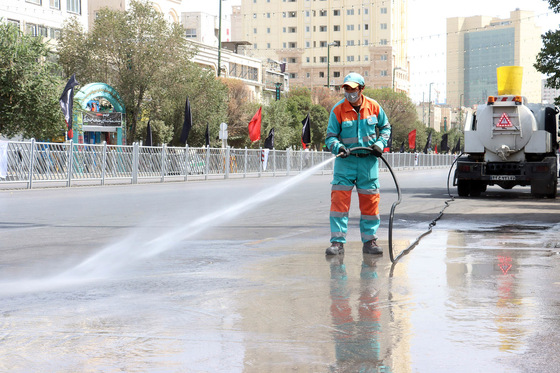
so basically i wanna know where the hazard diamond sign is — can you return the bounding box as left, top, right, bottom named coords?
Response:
left=496, top=112, right=513, bottom=127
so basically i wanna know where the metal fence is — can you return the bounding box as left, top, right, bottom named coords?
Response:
left=0, top=139, right=457, bottom=189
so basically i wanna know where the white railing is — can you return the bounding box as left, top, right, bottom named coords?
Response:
left=0, top=139, right=457, bottom=189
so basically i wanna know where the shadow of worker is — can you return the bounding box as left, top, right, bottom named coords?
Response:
left=326, top=254, right=391, bottom=372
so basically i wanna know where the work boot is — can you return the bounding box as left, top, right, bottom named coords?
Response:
left=362, top=239, right=383, bottom=255
left=325, top=242, right=344, bottom=256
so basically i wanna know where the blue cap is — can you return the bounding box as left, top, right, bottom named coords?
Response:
left=342, top=73, right=365, bottom=88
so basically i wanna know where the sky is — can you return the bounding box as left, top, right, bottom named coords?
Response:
left=190, top=0, right=560, bottom=103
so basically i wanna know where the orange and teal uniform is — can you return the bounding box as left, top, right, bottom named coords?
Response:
left=325, top=96, right=391, bottom=244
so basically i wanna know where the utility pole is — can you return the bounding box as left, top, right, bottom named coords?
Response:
left=217, top=0, right=222, bottom=77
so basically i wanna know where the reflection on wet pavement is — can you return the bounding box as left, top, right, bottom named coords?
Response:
left=2, top=223, right=560, bottom=372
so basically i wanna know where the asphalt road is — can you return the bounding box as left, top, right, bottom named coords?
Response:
left=1, top=168, right=559, bottom=372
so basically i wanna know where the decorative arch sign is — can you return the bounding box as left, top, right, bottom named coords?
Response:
left=74, top=83, right=126, bottom=145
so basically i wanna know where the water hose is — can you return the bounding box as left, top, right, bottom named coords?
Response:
left=340, top=147, right=462, bottom=264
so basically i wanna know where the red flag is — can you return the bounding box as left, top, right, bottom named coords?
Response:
left=408, top=129, right=416, bottom=150
left=434, top=144, right=438, bottom=154
left=248, top=107, right=262, bottom=142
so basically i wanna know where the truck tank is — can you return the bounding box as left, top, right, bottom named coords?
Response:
left=454, top=66, right=559, bottom=198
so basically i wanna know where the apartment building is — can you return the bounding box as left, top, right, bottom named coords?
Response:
left=447, top=9, right=542, bottom=108
left=0, top=0, right=88, bottom=40
left=236, top=0, right=409, bottom=92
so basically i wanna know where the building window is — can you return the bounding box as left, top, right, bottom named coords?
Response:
left=288, top=11, right=296, bottom=18
left=320, top=26, right=327, bottom=32
left=364, top=55, right=369, bottom=61
left=347, top=25, right=354, bottom=31
left=333, top=71, right=340, bottom=78
left=346, top=40, right=355, bottom=46
left=320, top=56, right=327, bottom=63
left=283, top=27, right=286, bottom=33
left=320, top=41, right=327, bottom=47
left=306, top=73, right=310, bottom=78
left=289, top=42, right=297, bottom=48
left=26, top=0, right=41, bottom=4
left=381, top=70, right=388, bottom=76
left=267, top=27, right=271, bottom=33
left=380, top=39, right=388, bottom=45
left=306, top=26, right=310, bottom=32
left=289, top=27, right=296, bottom=33
left=320, top=10, right=327, bottom=16
left=50, top=0, right=60, bottom=9
left=380, top=55, right=387, bottom=61
left=289, top=73, right=297, bottom=79
left=334, top=25, right=340, bottom=32
left=38, top=25, right=48, bottom=37
left=364, top=39, right=368, bottom=45
left=267, top=43, right=271, bottom=48
left=306, top=41, right=310, bottom=48
left=364, top=24, right=368, bottom=30
left=267, top=12, right=271, bottom=18
left=364, top=71, right=369, bottom=77
left=364, top=8, right=368, bottom=15
left=306, top=57, right=310, bottom=62
left=67, top=0, right=81, bottom=14
left=381, top=23, right=387, bottom=30
left=347, top=56, right=355, bottom=62
left=306, top=11, right=310, bottom=17
left=333, top=9, right=340, bottom=16
left=283, top=42, right=287, bottom=48
left=319, top=72, right=325, bottom=78
left=347, top=9, right=354, bottom=15
left=289, top=57, right=297, bottom=63
left=26, top=23, right=37, bottom=36
left=333, top=56, right=340, bottom=62
left=381, top=7, right=387, bottom=14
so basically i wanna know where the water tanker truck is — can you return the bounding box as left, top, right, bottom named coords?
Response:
left=454, top=66, right=559, bottom=198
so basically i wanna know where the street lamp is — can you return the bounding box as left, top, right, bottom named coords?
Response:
left=327, top=42, right=337, bottom=89
left=392, top=66, right=404, bottom=92
left=428, top=82, right=434, bottom=128
left=217, top=0, right=223, bottom=77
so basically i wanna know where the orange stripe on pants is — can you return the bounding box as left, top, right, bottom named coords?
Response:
left=331, top=190, right=352, bottom=213
left=358, top=192, right=379, bottom=216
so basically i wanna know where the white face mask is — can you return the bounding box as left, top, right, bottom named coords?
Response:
left=345, top=91, right=360, bottom=103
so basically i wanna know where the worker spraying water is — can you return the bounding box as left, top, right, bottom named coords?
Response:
left=324, top=73, right=392, bottom=256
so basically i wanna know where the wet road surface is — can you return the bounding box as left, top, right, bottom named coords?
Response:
left=1, top=168, right=560, bottom=372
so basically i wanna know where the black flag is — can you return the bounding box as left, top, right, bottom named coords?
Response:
left=423, top=131, right=432, bottom=154
left=205, top=123, right=210, bottom=147
left=301, top=113, right=311, bottom=149
left=59, top=74, right=79, bottom=140
left=145, top=120, right=152, bottom=146
left=441, top=134, right=449, bottom=153
left=399, top=141, right=405, bottom=153
left=180, top=97, right=192, bottom=144
left=264, top=128, right=275, bottom=149
left=452, top=138, right=461, bottom=154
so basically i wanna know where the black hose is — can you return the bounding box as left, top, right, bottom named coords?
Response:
left=344, top=147, right=463, bottom=265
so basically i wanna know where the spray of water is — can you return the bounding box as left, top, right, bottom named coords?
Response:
left=0, top=157, right=335, bottom=295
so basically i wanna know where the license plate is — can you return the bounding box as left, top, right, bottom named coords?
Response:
left=490, top=175, right=516, bottom=181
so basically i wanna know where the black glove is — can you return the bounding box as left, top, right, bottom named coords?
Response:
left=370, top=144, right=383, bottom=157
left=338, top=147, right=350, bottom=158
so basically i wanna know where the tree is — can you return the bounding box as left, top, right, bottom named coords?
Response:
left=534, top=1, right=560, bottom=104
left=0, top=22, right=64, bottom=140
left=58, top=0, right=226, bottom=145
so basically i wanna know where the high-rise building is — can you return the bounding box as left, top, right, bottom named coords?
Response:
left=447, top=9, right=542, bottom=108
left=235, top=0, right=409, bottom=92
